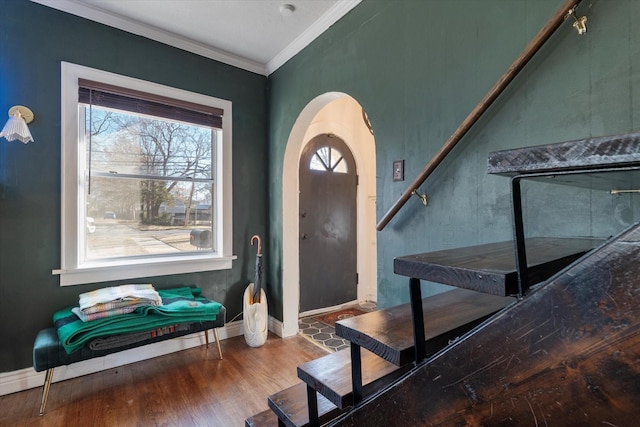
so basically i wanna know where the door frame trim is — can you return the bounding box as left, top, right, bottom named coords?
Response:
left=281, top=93, right=377, bottom=337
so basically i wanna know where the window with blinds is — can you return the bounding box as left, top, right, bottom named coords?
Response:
left=56, top=62, right=234, bottom=286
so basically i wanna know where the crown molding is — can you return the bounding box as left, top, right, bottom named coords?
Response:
left=266, top=0, right=361, bottom=74
left=31, top=0, right=266, bottom=75
left=31, top=0, right=361, bottom=76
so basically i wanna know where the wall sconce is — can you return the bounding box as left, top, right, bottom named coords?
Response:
left=0, top=105, right=35, bottom=144
left=566, top=6, right=587, bottom=35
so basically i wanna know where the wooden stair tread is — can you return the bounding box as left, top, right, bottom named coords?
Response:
left=487, top=132, right=640, bottom=177
left=393, top=237, right=602, bottom=296
left=245, top=409, right=278, bottom=427
left=335, top=288, right=514, bottom=366
left=266, top=382, right=346, bottom=427
left=297, top=347, right=410, bottom=409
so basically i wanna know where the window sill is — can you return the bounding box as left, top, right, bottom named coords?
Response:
left=53, top=254, right=237, bottom=286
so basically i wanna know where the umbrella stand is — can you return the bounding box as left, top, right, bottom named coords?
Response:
left=243, top=234, right=268, bottom=347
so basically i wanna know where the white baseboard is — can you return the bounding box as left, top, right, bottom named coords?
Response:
left=268, top=315, right=284, bottom=338
left=299, top=299, right=359, bottom=319
left=0, top=318, right=278, bottom=397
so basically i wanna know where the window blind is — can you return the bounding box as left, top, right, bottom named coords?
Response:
left=78, top=78, right=223, bottom=129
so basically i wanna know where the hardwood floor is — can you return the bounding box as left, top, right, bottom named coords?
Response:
left=0, top=333, right=329, bottom=427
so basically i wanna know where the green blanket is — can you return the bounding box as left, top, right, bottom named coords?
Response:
left=54, top=286, right=222, bottom=354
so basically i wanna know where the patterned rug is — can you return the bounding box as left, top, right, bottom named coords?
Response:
left=313, top=307, right=367, bottom=328
left=299, top=304, right=376, bottom=352
left=298, top=317, right=349, bottom=352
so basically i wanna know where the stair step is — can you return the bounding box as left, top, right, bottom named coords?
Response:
left=297, top=347, right=411, bottom=409
left=487, top=131, right=640, bottom=177
left=335, top=288, right=514, bottom=366
left=393, top=237, right=602, bottom=296
left=245, top=382, right=345, bottom=427
left=245, top=409, right=278, bottom=427
left=267, top=382, right=347, bottom=427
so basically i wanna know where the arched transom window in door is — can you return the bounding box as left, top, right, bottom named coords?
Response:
left=309, top=146, right=348, bottom=173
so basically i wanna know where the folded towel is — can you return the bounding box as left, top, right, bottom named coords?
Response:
left=79, top=284, right=161, bottom=313
left=80, top=298, right=156, bottom=316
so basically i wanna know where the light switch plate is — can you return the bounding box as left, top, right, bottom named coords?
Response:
left=393, top=160, right=404, bottom=181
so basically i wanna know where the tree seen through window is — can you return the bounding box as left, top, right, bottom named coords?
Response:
left=84, top=106, right=217, bottom=260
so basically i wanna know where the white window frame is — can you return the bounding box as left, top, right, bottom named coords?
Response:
left=54, top=62, right=235, bottom=286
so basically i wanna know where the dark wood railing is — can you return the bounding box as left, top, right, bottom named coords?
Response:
left=376, top=0, right=584, bottom=231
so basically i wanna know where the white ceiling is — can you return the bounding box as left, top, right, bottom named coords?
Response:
left=31, top=0, right=361, bottom=75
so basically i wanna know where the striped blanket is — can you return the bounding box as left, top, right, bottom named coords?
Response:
left=54, top=286, right=222, bottom=354
left=72, top=305, right=146, bottom=322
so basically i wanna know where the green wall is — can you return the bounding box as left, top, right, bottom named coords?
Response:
left=0, top=1, right=267, bottom=371
left=267, top=0, right=640, bottom=314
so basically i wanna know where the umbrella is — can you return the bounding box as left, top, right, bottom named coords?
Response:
left=251, top=235, right=263, bottom=304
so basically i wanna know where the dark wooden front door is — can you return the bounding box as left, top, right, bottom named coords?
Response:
left=299, top=134, right=358, bottom=312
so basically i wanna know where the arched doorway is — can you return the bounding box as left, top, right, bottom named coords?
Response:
left=281, top=94, right=376, bottom=337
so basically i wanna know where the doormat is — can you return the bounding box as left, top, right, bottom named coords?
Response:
left=313, top=308, right=367, bottom=328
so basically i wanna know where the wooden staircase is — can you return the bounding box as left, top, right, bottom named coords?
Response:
left=246, top=132, right=640, bottom=426
left=246, top=289, right=515, bottom=427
